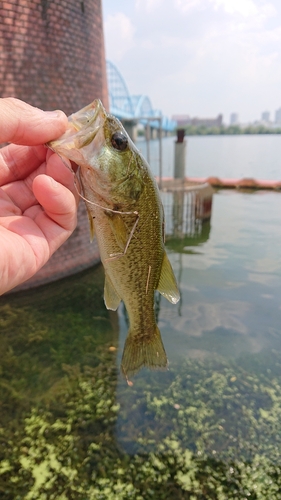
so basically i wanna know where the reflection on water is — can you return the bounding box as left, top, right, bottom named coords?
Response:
left=163, top=191, right=212, bottom=248
left=1, top=190, right=281, bottom=498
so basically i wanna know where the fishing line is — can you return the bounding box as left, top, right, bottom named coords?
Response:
left=73, top=171, right=140, bottom=261
left=106, top=214, right=139, bottom=262
left=145, top=265, right=152, bottom=294
left=48, top=147, right=139, bottom=218
left=76, top=183, right=138, bottom=217
left=48, top=146, right=140, bottom=259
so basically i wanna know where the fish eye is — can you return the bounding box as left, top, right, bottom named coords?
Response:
left=111, top=131, right=128, bottom=151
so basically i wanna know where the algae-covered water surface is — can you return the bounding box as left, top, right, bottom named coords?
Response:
left=1, top=190, right=281, bottom=499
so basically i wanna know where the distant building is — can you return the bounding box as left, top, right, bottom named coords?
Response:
left=261, top=111, right=270, bottom=122
left=171, top=114, right=191, bottom=126
left=275, top=108, right=281, bottom=124
left=230, top=113, right=239, bottom=125
left=191, top=114, right=223, bottom=127
left=172, top=114, right=223, bottom=128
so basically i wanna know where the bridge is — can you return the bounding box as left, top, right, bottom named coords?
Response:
left=106, top=60, right=176, bottom=133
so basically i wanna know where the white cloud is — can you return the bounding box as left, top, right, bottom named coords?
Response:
left=104, top=13, right=135, bottom=61
left=210, top=0, right=258, bottom=17
left=175, top=0, right=276, bottom=20
left=135, top=0, right=163, bottom=13
left=175, top=0, right=203, bottom=14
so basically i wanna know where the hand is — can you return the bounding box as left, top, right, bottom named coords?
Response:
left=0, top=98, right=79, bottom=295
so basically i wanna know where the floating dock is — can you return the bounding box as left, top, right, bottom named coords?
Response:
left=168, top=177, right=281, bottom=190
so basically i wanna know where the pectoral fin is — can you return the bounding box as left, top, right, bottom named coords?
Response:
left=104, top=273, right=121, bottom=310
left=106, top=212, right=129, bottom=251
left=86, top=207, right=95, bottom=241
left=157, top=252, right=180, bottom=304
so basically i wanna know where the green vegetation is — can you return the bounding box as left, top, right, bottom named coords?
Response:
left=1, top=266, right=281, bottom=498
left=182, top=124, right=281, bottom=136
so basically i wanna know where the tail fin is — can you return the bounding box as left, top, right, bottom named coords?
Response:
left=121, top=325, right=168, bottom=379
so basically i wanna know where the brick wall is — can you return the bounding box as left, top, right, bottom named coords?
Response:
left=0, top=0, right=108, bottom=290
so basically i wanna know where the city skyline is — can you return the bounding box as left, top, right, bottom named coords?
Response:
left=102, top=0, right=281, bottom=124
left=173, top=107, right=281, bottom=126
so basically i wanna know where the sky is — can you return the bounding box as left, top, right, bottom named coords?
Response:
left=102, top=0, right=281, bottom=124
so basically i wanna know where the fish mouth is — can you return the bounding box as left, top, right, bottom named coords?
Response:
left=48, top=99, right=107, bottom=163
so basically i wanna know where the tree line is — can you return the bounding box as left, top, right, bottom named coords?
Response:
left=181, top=124, right=281, bottom=135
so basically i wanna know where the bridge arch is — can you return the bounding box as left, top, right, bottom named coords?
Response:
left=106, top=60, right=134, bottom=118
left=133, top=94, right=153, bottom=117
left=106, top=60, right=176, bottom=131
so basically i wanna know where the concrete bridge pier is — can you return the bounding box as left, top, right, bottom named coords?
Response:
left=145, top=123, right=160, bottom=140
left=151, top=128, right=158, bottom=139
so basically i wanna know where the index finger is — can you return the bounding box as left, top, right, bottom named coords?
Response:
left=0, top=97, right=68, bottom=145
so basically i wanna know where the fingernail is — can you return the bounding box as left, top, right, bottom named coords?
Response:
left=50, top=177, right=60, bottom=188
left=44, top=110, right=66, bottom=120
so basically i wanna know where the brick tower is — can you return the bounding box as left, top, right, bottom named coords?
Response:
left=0, top=0, right=108, bottom=290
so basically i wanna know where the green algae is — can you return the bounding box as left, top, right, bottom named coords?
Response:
left=2, top=351, right=281, bottom=498
left=1, top=266, right=281, bottom=498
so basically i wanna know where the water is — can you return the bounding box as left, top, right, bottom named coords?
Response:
left=1, top=136, right=281, bottom=498
left=137, top=134, right=281, bottom=180
left=161, top=190, right=281, bottom=361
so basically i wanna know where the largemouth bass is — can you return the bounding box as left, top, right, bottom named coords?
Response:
left=49, top=99, right=180, bottom=379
